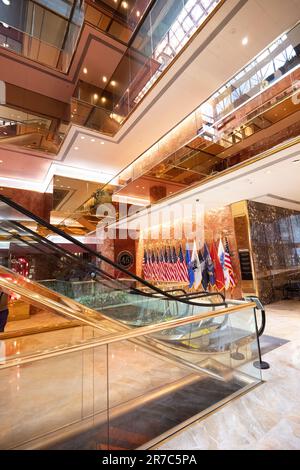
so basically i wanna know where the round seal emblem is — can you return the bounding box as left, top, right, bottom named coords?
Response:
left=117, top=250, right=134, bottom=269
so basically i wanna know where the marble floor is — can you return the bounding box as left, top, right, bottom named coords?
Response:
left=158, top=300, right=300, bottom=450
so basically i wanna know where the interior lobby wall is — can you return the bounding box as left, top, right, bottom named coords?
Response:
left=0, top=187, right=53, bottom=221
left=247, top=200, right=300, bottom=304
left=136, top=204, right=243, bottom=298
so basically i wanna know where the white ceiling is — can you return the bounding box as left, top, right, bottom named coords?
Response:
left=1, top=0, right=300, bottom=191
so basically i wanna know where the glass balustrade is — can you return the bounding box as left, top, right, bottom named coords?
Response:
left=0, top=301, right=262, bottom=450
left=0, top=0, right=84, bottom=72
left=71, top=0, right=222, bottom=133
left=0, top=105, right=65, bottom=154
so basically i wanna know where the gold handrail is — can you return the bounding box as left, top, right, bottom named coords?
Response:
left=0, top=301, right=256, bottom=369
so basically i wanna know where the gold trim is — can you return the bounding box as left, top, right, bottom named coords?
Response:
left=0, top=301, right=256, bottom=369
left=148, top=380, right=263, bottom=450
left=0, top=320, right=82, bottom=340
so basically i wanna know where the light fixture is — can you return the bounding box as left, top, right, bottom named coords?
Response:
left=136, top=10, right=140, bottom=17
left=122, top=1, right=128, bottom=9
left=102, top=76, right=107, bottom=83
left=83, top=67, right=88, bottom=74
left=101, top=141, right=105, bottom=145
left=81, top=136, right=85, bottom=140
left=110, top=80, right=116, bottom=87
left=74, top=147, right=79, bottom=150
left=293, top=159, right=300, bottom=164
left=101, top=97, right=107, bottom=103
left=93, top=93, right=98, bottom=100
left=0, top=160, right=3, bottom=163
left=91, top=138, right=95, bottom=142
left=2, top=0, right=11, bottom=5
left=242, top=36, right=248, bottom=46
left=1, top=22, right=9, bottom=28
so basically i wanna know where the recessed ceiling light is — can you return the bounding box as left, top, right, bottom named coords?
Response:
left=83, top=67, right=88, bottom=74
left=81, top=136, right=85, bottom=139
left=242, top=37, right=249, bottom=46
left=101, top=141, right=105, bottom=145
left=0, top=160, right=3, bottom=163
left=136, top=10, right=140, bottom=17
left=93, top=93, right=98, bottom=100
left=74, top=147, right=79, bottom=150
left=101, top=97, right=107, bottom=103
left=2, top=0, right=11, bottom=6
left=122, top=1, right=128, bottom=8
left=110, top=80, right=116, bottom=87
left=91, top=138, right=95, bottom=142
left=102, top=76, right=107, bottom=83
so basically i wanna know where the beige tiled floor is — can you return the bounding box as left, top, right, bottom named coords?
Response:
left=159, top=300, right=300, bottom=450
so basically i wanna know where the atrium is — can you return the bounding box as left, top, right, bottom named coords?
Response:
left=0, top=0, right=300, bottom=452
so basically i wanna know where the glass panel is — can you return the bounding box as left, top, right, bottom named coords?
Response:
left=107, top=306, right=262, bottom=449
left=0, top=344, right=108, bottom=450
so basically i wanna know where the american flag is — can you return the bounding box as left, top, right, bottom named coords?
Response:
left=224, top=238, right=236, bottom=288
left=151, top=249, right=159, bottom=281
left=164, top=247, right=172, bottom=282
left=176, top=245, right=189, bottom=282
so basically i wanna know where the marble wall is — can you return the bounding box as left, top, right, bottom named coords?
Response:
left=136, top=205, right=243, bottom=299
left=0, top=187, right=52, bottom=221
left=248, top=201, right=300, bottom=304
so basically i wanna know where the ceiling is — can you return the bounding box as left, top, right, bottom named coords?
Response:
left=1, top=0, right=300, bottom=192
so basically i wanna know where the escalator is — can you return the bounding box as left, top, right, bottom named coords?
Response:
left=0, top=195, right=266, bottom=450
left=0, top=193, right=266, bottom=345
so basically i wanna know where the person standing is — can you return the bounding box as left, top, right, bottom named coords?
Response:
left=0, top=291, right=9, bottom=332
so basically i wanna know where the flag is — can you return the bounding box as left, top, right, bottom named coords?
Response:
left=210, top=241, right=225, bottom=291
left=185, top=243, right=195, bottom=288
left=177, top=245, right=189, bottom=282
left=153, top=249, right=160, bottom=281
left=203, top=242, right=215, bottom=287
left=150, top=250, right=158, bottom=281
left=142, top=249, right=149, bottom=280
left=225, top=238, right=236, bottom=288
left=191, top=240, right=202, bottom=289
left=159, top=248, right=165, bottom=282
left=218, top=239, right=230, bottom=290
left=199, top=248, right=209, bottom=291
left=169, top=246, right=176, bottom=282
left=164, top=246, right=172, bottom=282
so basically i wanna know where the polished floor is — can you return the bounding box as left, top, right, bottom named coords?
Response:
left=158, top=300, right=300, bottom=450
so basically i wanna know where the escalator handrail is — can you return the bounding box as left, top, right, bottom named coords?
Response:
left=257, top=308, right=266, bottom=337
left=0, top=195, right=227, bottom=308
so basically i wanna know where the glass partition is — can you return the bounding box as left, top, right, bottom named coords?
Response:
left=0, top=0, right=84, bottom=72
left=0, top=302, right=262, bottom=450
left=72, top=0, right=222, bottom=133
